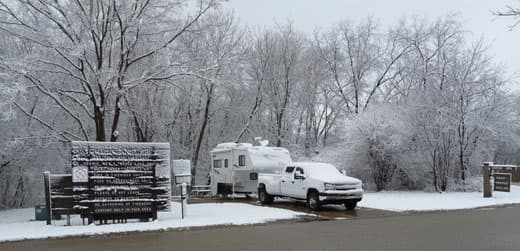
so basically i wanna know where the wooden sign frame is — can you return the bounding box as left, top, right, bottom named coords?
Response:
left=44, top=141, right=171, bottom=225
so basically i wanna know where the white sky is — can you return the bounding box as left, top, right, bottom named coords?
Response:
left=223, top=0, right=520, bottom=91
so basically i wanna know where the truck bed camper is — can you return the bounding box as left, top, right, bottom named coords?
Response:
left=209, top=142, right=292, bottom=196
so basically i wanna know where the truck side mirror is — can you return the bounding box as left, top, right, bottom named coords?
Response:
left=341, top=169, right=347, bottom=176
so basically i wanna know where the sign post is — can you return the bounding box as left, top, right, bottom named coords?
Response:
left=43, top=171, right=52, bottom=225
left=181, top=182, right=187, bottom=219
left=483, top=162, right=515, bottom=197
left=483, top=162, right=492, bottom=198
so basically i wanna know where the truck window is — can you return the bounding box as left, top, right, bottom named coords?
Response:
left=285, top=166, right=295, bottom=173
left=238, top=155, right=246, bottom=167
left=224, top=159, right=229, bottom=168
left=213, top=159, right=222, bottom=168
left=295, top=167, right=304, bottom=174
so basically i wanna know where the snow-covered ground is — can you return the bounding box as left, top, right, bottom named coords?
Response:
left=359, top=185, right=520, bottom=212
left=3, top=186, right=520, bottom=243
left=0, top=202, right=306, bottom=243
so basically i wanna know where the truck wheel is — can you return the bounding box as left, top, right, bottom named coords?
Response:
left=307, top=191, right=321, bottom=211
left=258, top=187, right=274, bottom=204
left=344, top=201, right=357, bottom=210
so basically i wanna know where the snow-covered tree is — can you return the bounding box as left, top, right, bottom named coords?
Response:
left=0, top=0, right=220, bottom=142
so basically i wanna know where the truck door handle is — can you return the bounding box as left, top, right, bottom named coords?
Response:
left=291, top=181, right=295, bottom=184
left=282, top=180, right=285, bottom=183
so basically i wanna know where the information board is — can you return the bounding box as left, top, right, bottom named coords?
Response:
left=70, top=141, right=171, bottom=224
left=172, top=159, right=191, bottom=185
left=494, top=173, right=511, bottom=192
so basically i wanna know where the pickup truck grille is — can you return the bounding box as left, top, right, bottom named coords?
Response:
left=335, top=187, right=355, bottom=191
left=333, top=184, right=357, bottom=190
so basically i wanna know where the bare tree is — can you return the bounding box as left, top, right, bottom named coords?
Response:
left=176, top=11, right=245, bottom=183
left=492, top=5, right=520, bottom=29
left=264, top=23, right=304, bottom=147
left=0, top=0, right=219, bottom=142
left=315, top=18, right=411, bottom=116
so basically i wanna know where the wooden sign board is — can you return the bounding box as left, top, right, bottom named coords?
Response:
left=49, top=174, right=74, bottom=214
left=70, top=141, right=171, bottom=224
left=492, top=166, right=520, bottom=182
left=494, top=173, right=511, bottom=192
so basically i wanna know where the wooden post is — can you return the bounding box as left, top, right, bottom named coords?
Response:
left=152, top=147, right=158, bottom=221
left=43, top=171, right=52, bottom=225
left=87, top=145, right=93, bottom=225
left=483, top=162, right=492, bottom=198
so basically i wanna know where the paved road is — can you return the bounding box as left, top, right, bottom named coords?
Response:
left=1, top=205, right=519, bottom=251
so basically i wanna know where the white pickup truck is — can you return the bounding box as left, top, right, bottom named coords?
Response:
left=257, top=162, right=363, bottom=211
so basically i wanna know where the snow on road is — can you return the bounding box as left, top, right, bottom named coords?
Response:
left=0, top=202, right=306, bottom=243
left=359, top=185, right=520, bottom=212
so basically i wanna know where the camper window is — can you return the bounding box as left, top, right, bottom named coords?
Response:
left=238, top=155, right=246, bottom=167
left=224, top=159, right=229, bottom=168
left=285, top=166, right=295, bottom=173
left=213, top=159, right=222, bottom=168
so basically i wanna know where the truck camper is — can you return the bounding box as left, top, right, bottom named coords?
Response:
left=210, top=142, right=292, bottom=195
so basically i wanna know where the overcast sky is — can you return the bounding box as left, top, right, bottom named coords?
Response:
left=223, top=0, right=520, bottom=90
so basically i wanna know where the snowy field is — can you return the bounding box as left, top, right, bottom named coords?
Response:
left=0, top=202, right=306, bottom=243
left=359, top=185, right=520, bottom=212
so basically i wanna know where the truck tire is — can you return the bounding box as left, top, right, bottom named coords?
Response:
left=344, top=201, right=357, bottom=210
left=307, top=190, right=321, bottom=211
left=258, top=187, right=274, bottom=204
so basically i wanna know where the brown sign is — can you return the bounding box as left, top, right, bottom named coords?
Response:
left=71, top=141, right=171, bottom=224
left=494, top=173, right=511, bottom=192
left=49, top=174, right=74, bottom=213
left=44, top=141, right=171, bottom=225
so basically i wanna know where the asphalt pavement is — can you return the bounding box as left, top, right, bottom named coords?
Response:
left=1, top=205, right=519, bottom=251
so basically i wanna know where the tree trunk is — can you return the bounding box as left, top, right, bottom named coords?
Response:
left=94, top=105, right=106, bottom=141
left=458, top=95, right=466, bottom=181
left=304, top=112, right=312, bottom=157
left=276, top=111, right=284, bottom=147
left=192, top=83, right=214, bottom=184
left=110, top=96, right=122, bottom=142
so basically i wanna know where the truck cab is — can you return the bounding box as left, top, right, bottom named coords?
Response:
left=258, top=162, right=363, bottom=211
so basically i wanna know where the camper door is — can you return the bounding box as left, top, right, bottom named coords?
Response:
left=212, top=153, right=231, bottom=184
left=233, top=149, right=249, bottom=170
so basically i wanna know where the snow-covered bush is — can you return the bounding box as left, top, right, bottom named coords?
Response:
left=343, top=105, right=422, bottom=191
left=448, top=177, right=483, bottom=192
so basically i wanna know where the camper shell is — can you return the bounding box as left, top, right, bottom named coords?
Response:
left=210, top=142, right=292, bottom=195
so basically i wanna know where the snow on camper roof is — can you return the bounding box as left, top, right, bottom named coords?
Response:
left=248, top=146, right=292, bottom=172
left=213, top=142, right=253, bottom=150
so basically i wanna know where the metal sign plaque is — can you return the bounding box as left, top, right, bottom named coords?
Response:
left=172, top=159, right=191, bottom=185
left=72, top=166, right=89, bottom=183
